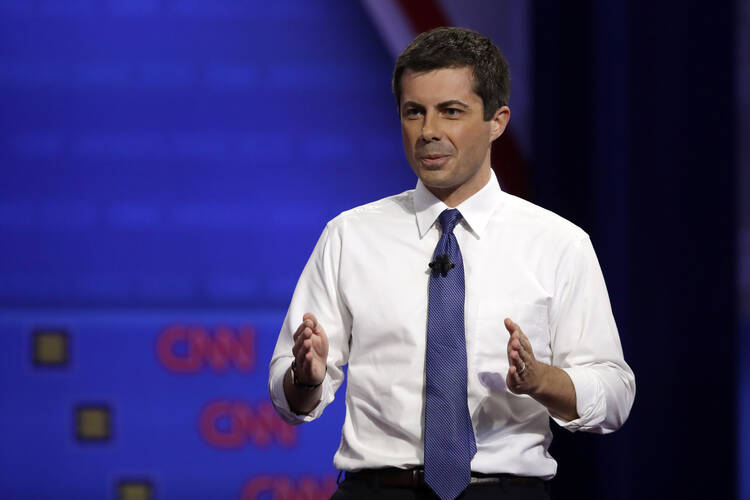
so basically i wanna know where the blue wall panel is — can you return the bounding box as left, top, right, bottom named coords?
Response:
left=0, top=1, right=411, bottom=498
left=0, top=0, right=413, bottom=310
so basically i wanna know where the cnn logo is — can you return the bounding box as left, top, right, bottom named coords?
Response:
left=242, top=475, right=337, bottom=500
left=199, top=399, right=297, bottom=449
left=156, top=324, right=256, bottom=373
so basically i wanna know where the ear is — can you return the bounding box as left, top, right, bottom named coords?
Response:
left=489, top=106, right=510, bottom=142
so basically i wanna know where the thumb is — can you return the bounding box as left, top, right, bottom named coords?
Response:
left=504, top=317, right=516, bottom=334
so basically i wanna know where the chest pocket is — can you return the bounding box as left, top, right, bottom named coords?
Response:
left=474, top=300, right=551, bottom=393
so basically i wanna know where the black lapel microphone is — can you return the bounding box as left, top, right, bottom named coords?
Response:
left=429, top=253, right=455, bottom=277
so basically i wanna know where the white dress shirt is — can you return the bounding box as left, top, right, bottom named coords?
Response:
left=268, top=169, right=635, bottom=479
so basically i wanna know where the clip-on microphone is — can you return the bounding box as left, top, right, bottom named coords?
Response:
left=429, top=253, right=455, bottom=277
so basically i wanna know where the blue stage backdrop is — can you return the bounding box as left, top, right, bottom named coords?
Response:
left=0, top=1, right=415, bottom=498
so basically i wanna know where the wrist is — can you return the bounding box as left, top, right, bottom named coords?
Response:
left=530, top=361, right=551, bottom=398
left=291, top=359, right=325, bottom=390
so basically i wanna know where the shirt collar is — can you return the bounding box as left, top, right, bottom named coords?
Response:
left=413, top=168, right=503, bottom=239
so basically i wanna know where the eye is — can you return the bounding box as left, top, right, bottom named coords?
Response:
left=444, top=107, right=463, bottom=117
left=404, top=108, right=422, bottom=119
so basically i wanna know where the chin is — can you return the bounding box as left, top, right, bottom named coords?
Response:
left=419, top=171, right=446, bottom=183
left=419, top=173, right=458, bottom=191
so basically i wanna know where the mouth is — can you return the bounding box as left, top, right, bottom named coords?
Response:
left=417, top=154, right=450, bottom=168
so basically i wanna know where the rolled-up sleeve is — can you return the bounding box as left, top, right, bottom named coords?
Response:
left=268, top=221, right=351, bottom=425
left=549, top=236, right=635, bottom=433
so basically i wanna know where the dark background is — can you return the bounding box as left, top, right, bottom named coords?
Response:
left=533, top=1, right=738, bottom=499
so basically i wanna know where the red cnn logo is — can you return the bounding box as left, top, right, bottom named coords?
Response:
left=242, top=475, right=337, bottom=500
left=198, top=399, right=297, bottom=449
left=156, top=324, right=256, bottom=373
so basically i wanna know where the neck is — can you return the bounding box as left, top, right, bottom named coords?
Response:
left=426, top=166, right=491, bottom=208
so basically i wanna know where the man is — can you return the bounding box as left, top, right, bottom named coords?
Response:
left=269, top=27, right=635, bottom=500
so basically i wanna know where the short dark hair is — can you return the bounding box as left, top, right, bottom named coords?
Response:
left=392, top=27, right=510, bottom=121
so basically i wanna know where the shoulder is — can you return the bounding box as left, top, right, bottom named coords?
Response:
left=495, top=192, right=589, bottom=246
left=325, top=189, right=414, bottom=233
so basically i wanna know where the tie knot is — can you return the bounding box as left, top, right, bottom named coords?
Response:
left=438, top=209, right=462, bottom=235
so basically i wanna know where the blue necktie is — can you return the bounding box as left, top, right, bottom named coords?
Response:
left=424, top=208, right=476, bottom=500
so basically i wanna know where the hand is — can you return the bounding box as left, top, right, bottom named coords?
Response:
left=505, top=317, right=546, bottom=395
left=291, top=312, right=329, bottom=385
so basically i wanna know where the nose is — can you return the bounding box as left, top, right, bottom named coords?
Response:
left=420, top=111, right=441, bottom=142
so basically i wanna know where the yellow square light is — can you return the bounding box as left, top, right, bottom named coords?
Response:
left=117, top=480, right=153, bottom=500
left=32, top=330, right=69, bottom=366
left=75, top=405, right=111, bottom=441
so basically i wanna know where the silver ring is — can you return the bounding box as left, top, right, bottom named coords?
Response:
left=518, top=361, right=526, bottom=375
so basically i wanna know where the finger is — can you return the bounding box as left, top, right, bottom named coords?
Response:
left=310, top=320, right=329, bottom=355
left=518, top=345, right=532, bottom=364
left=294, top=343, right=308, bottom=368
left=301, top=314, right=327, bottom=341
left=509, top=334, right=525, bottom=356
left=505, top=318, right=529, bottom=349
left=304, top=335, right=327, bottom=366
left=292, top=322, right=304, bottom=342
left=509, top=349, right=525, bottom=373
left=518, top=337, right=534, bottom=361
left=292, top=335, right=304, bottom=360
left=515, top=326, right=531, bottom=348
left=511, top=334, right=523, bottom=350
left=507, top=334, right=521, bottom=368
left=508, top=326, right=521, bottom=346
left=293, top=329, right=315, bottom=360
left=312, top=320, right=327, bottom=340
left=509, top=347, right=520, bottom=363
left=508, top=363, right=522, bottom=386
left=310, top=333, right=327, bottom=356
left=512, top=354, right=525, bottom=374
left=293, top=317, right=315, bottom=341
left=302, top=312, right=318, bottom=329
left=293, top=325, right=312, bottom=349
left=510, top=326, right=534, bottom=358
left=302, top=348, right=325, bottom=382
left=506, top=372, right=517, bottom=393
left=506, top=318, right=527, bottom=340
left=298, top=344, right=319, bottom=374
left=305, top=349, right=315, bottom=364
left=509, top=333, right=523, bottom=357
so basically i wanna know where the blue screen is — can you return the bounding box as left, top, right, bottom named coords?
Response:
left=0, top=1, right=415, bottom=498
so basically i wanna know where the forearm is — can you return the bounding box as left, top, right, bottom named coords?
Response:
left=282, top=366, right=323, bottom=415
left=532, top=363, right=578, bottom=422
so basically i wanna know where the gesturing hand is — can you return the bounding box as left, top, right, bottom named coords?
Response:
left=505, top=317, right=546, bottom=395
left=291, top=312, right=329, bottom=385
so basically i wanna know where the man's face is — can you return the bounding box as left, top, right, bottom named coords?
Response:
left=399, top=66, right=508, bottom=203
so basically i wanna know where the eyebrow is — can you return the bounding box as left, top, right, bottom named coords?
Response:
left=437, top=100, right=470, bottom=109
left=402, top=99, right=471, bottom=110
left=402, top=100, right=425, bottom=110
